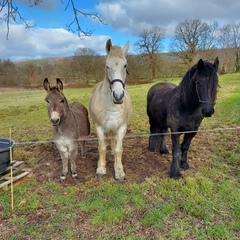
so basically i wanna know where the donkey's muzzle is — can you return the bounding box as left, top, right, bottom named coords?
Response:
left=51, top=117, right=60, bottom=125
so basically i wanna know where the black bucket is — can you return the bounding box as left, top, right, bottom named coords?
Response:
left=0, top=138, right=16, bottom=174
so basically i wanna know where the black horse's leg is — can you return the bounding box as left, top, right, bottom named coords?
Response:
left=180, top=132, right=197, bottom=170
left=159, top=127, right=169, bottom=155
left=148, top=119, right=162, bottom=152
left=170, top=133, right=181, bottom=179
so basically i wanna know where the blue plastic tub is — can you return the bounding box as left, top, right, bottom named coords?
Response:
left=0, top=138, right=15, bottom=174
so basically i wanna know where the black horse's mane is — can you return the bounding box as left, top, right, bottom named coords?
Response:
left=179, top=60, right=218, bottom=104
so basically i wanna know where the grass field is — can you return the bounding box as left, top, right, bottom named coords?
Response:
left=0, top=74, right=239, bottom=239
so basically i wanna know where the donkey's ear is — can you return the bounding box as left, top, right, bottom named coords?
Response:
left=56, top=78, right=63, bottom=92
left=122, top=41, right=129, bottom=56
left=43, top=78, right=51, bottom=92
left=197, top=59, right=204, bottom=72
left=213, top=57, right=219, bottom=72
left=106, top=39, right=112, bottom=54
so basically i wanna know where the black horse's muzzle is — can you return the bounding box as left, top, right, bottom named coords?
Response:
left=200, top=101, right=215, bottom=117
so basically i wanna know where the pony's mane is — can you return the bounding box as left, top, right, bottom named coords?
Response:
left=179, top=60, right=218, bottom=103
left=108, top=46, right=125, bottom=58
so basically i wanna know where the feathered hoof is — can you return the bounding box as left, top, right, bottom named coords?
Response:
left=170, top=172, right=182, bottom=180
left=180, top=162, right=189, bottom=170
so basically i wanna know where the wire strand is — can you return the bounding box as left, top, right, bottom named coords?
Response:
left=0, top=126, right=239, bottom=146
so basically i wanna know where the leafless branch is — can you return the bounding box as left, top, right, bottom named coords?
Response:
left=0, top=0, right=35, bottom=39
left=0, top=0, right=106, bottom=39
left=65, top=0, right=106, bottom=37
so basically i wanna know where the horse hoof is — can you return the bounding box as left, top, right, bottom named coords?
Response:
left=180, top=162, right=189, bottom=170
left=97, top=173, right=106, bottom=179
left=60, top=175, right=66, bottom=182
left=170, top=173, right=182, bottom=180
left=115, top=177, right=124, bottom=182
left=160, top=150, right=169, bottom=155
left=72, top=173, right=78, bottom=179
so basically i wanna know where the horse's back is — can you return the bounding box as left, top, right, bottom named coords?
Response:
left=69, top=102, right=90, bottom=136
left=147, top=82, right=176, bottom=108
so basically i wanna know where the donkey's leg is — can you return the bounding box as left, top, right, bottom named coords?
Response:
left=180, top=132, right=197, bottom=170
left=114, top=125, right=127, bottom=181
left=79, top=140, right=86, bottom=158
left=170, top=133, right=182, bottom=179
left=95, top=126, right=107, bottom=178
left=69, top=142, right=78, bottom=179
left=58, top=150, right=69, bottom=181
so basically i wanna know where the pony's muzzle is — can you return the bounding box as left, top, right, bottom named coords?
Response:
left=113, top=90, right=124, bottom=104
left=202, top=105, right=214, bottom=117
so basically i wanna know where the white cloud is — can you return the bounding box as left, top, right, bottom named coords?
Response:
left=1, top=0, right=240, bottom=60
left=0, top=23, right=110, bottom=61
left=97, top=0, right=240, bottom=36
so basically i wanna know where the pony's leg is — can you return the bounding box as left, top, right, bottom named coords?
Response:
left=180, top=132, right=197, bottom=170
left=159, top=127, right=169, bottom=155
left=170, top=133, right=182, bottom=179
left=69, top=142, right=78, bottom=179
left=148, top=119, right=169, bottom=154
left=114, top=125, right=127, bottom=181
left=148, top=119, right=162, bottom=152
left=96, top=126, right=107, bottom=178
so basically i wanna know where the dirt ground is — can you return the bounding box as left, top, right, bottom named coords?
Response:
left=24, top=133, right=205, bottom=186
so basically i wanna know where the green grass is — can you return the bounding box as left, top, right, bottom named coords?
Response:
left=0, top=74, right=239, bottom=239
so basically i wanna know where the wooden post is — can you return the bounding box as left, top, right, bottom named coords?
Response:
left=9, top=128, right=14, bottom=210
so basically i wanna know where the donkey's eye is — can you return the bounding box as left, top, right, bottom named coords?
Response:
left=45, top=99, right=49, bottom=103
left=60, top=99, right=64, bottom=103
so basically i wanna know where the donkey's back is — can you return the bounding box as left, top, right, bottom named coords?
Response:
left=69, top=102, right=90, bottom=137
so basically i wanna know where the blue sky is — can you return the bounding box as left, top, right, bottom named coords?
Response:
left=0, top=0, right=240, bottom=60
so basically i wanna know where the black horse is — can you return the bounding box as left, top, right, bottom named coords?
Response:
left=147, top=58, right=219, bottom=179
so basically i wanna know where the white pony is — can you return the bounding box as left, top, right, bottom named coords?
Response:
left=89, top=39, right=132, bottom=181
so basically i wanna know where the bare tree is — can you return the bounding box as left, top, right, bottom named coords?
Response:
left=0, top=0, right=105, bottom=39
left=73, top=47, right=99, bottom=84
left=219, top=22, right=240, bottom=72
left=135, top=26, right=166, bottom=81
left=172, top=19, right=218, bottom=66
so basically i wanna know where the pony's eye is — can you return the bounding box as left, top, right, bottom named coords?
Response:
left=124, top=65, right=127, bottom=68
left=106, top=66, right=109, bottom=69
